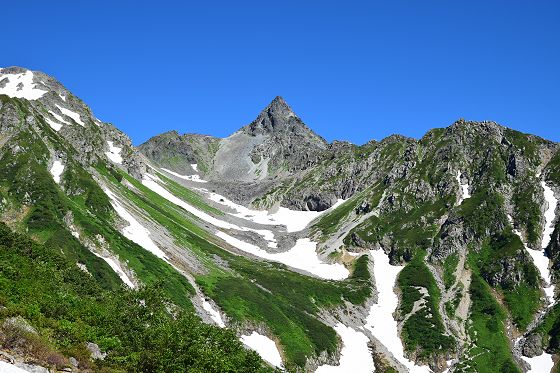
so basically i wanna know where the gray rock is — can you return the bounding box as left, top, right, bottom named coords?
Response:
left=86, top=342, right=106, bottom=360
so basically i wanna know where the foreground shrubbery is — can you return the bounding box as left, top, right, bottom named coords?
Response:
left=0, top=223, right=271, bottom=372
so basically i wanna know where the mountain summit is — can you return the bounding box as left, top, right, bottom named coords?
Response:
left=140, top=96, right=327, bottom=184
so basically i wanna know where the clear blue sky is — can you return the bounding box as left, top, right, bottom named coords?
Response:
left=3, top=1, right=559, bottom=145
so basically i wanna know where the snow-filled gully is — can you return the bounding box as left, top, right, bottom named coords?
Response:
left=104, top=189, right=167, bottom=260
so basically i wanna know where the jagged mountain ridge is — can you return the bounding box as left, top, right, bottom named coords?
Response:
left=1, top=66, right=560, bottom=373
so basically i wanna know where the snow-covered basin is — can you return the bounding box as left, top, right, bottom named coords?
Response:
left=206, top=190, right=346, bottom=233
left=0, top=70, right=47, bottom=100
left=316, top=323, right=375, bottom=372
left=365, top=249, right=431, bottom=372
left=50, top=160, right=64, bottom=184
left=104, top=188, right=167, bottom=260
left=105, top=141, right=123, bottom=164
left=0, top=361, right=30, bottom=373
left=201, top=299, right=225, bottom=327
left=240, top=331, right=283, bottom=368
left=522, top=352, right=554, bottom=373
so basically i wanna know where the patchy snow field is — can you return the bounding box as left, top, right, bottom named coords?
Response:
left=316, top=323, right=374, bottom=373
left=216, top=232, right=349, bottom=280
left=240, top=332, right=283, bottom=368
left=522, top=352, right=554, bottom=373
left=201, top=300, right=225, bottom=328
left=55, top=104, right=85, bottom=126
left=105, top=141, right=123, bottom=164
left=50, top=160, right=64, bottom=184
left=162, top=168, right=207, bottom=183
left=365, top=249, right=431, bottom=372
left=105, top=189, right=167, bottom=260
left=0, top=70, right=47, bottom=100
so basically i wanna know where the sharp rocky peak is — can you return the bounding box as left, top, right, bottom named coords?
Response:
left=241, top=96, right=313, bottom=137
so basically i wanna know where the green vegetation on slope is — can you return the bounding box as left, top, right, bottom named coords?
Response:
left=106, top=170, right=372, bottom=369
left=0, top=222, right=270, bottom=372
left=397, top=253, right=454, bottom=359
left=454, top=274, right=520, bottom=373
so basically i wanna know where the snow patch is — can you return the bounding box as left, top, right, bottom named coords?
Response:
left=509, top=212, right=555, bottom=306
left=50, top=160, right=64, bottom=184
left=216, top=232, right=349, bottom=280
left=0, top=70, right=47, bottom=100
left=105, top=141, right=123, bottom=164
left=191, top=163, right=199, bottom=172
left=55, top=104, right=85, bottom=126
left=0, top=361, right=30, bottom=373
left=542, top=181, right=558, bottom=249
left=240, top=332, right=283, bottom=368
left=104, top=189, right=167, bottom=260
left=49, top=110, right=69, bottom=124
left=161, top=167, right=207, bottom=183
left=202, top=300, right=225, bottom=327
left=521, top=352, right=554, bottom=373
left=365, top=249, right=431, bottom=372
left=316, top=323, right=375, bottom=373
left=456, top=171, right=471, bottom=204
left=92, top=252, right=135, bottom=288
left=45, top=117, right=63, bottom=131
